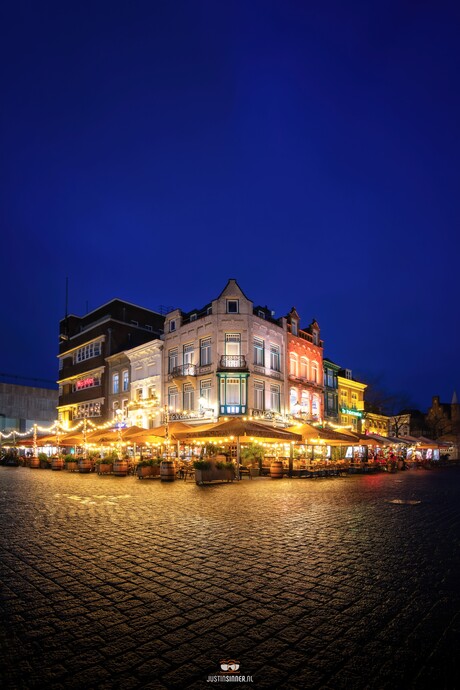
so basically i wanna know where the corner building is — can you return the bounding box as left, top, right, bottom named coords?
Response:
left=57, top=300, right=164, bottom=427
left=162, top=279, right=287, bottom=422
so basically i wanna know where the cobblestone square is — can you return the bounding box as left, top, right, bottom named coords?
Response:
left=1, top=467, right=460, bottom=689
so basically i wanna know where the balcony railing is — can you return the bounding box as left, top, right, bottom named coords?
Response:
left=169, top=364, right=196, bottom=378
left=219, top=355, right=248, bottom=370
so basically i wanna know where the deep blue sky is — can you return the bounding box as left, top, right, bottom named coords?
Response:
left=1, top=1, right=459, bottom=410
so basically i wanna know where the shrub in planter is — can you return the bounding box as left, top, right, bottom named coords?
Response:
left=38, top=452, right=51, bottom=469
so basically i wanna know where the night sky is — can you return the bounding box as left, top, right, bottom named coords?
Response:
left=1, top=1, right=459, bottom=411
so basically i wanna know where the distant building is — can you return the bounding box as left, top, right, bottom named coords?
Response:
left=0, top=382, right=58, bottom=433
left=337, top=369, right=367, bottom=433
left=57, top=299, right=164, bottom=427
left=364, top=411, right=390, bottom=436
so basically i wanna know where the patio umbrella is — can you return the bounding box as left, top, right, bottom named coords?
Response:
left=175, top=418, right=302, bottom=443
left=286, top=423, right=360, bottom=445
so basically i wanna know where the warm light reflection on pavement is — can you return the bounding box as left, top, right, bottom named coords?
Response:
left=1, top=467, right=460, bottom=689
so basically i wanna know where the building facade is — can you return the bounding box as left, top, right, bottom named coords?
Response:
left=57, top=300, right=164, bottom=427
left=337, top=369, right=367, bottom=433
left=363, top=411, right=390, bottom=436
left=125, top=340, right=163, bottom=428
left=0, top=382, right=58, bottom=433
left=285, top=308, right=324, bottom=423
left=323, top=358, right=340, bottom=425
left=162, top=279, right=288, bottom=423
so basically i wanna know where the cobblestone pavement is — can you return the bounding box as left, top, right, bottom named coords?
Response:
left=2, top=467, right=460, bottom=690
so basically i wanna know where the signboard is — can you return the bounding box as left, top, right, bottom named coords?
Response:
left=340, top=407, right=363, bottom=418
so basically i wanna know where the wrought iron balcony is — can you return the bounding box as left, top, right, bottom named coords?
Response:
left=169, top=364, right=196, bottom=378
left=219, top=355, right=248, bottom=370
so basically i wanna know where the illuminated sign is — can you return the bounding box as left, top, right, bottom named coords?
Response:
left=76, top=377, right=96, bottom=389
left=340, top=407, right=363, bottom=418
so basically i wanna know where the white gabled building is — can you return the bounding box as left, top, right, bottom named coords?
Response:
left=124, top=340, right=163, bottom=428
left=162, top=279, right=287, bottom=424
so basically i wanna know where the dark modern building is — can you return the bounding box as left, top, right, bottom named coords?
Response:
left=323, top=358, right=340, bottom=424
left=57, top=300, right=164, bottom=427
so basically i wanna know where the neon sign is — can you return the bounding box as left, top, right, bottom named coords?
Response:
left=340, top=407, right=363, bottom=418
left=76, top=377, right=95, bottom=389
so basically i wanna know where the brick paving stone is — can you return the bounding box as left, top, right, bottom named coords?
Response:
left=2, top=466, right=460, bottom=689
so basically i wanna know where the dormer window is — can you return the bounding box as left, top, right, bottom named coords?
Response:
left=227, top=300, right=239, bottom=314
left=258, top=310, right=265, bottom=319
left=190, top=313, right=197, bottom=322
left=169, top=319, right=176, bottom=333
left=291, top=320, right=298, bottom=336
left=313, top=330, right=319, bottom=345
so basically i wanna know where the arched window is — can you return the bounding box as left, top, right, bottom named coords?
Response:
left=290, top=387, right=298, bottom=413
left=300, top=357, right=308, bottom=379
left=290, top=353, right=298, bottom=376
left=311, top=362, right=319, bottom=383
left=300, top=391, right=310, bottom=415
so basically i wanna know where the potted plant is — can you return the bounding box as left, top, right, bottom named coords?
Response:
left=136, top=458, right=161, bottom=479
left=95, top=455, right=113, bottom=475
left=51, top=454, right=65, bottom=471
left=215, top=460, right=236, bottom=482
left=64, top=454, right=78, bottom=471
left=38, top=452, right=51, bottom=469
left=240, top=442, right=264, bottom=476
left=193, top=459, right=212, bottom=485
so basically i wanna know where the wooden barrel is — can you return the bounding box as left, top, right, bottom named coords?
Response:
left=30, top=456, right=40, bottom=469
left=270, top=460, right=284, bottom=479
left=113, top=459, right=129, bottom=476
left=65, top=460, right=78, bottom=472
left=160, top=460, right=176, bottom=482
left=78, top=458, right=93, bottom=473
left=51, top=457, right=64, bottom=471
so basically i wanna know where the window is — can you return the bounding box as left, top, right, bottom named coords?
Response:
left=258, top=310, right=265, bottom=319
left=270, top=345, right=281, bottom=372
left=122, top=370, right=129, bottom=392
left=311, top=362, right=319, bottom=383
left=168, top=386, right=179, bottom=412
left=301, top=391, right=310, bottom=414
left=300, top=357, right=308, bottom=379
left=206, top=306, right=212, bottom=315
left=136, top=388, right=143, bottom=401
left=289, top=353, right=298, bottom=376
left=75, top=402, right=101, bottom=419
left=131, top=320, right=138, bottom=326
left=227, top=300, right=239, bottom=314
left=326, top=369, right=335, bottom=387
left=75, top=341, right=101, bottom=363
left=312, top=395, right=320, bottom=418
left=254, top=337, right=264, bottom=366
left=148, top=386, right=156, bottom=399
left=183, top=383, right=194, bottom=411
left=290, top=387, right=298, bottom=413
left=225, top=333, right=241, bottom=355
left=200, top=338, right=211, bottom=366
left=270, top=385, right=281, bottom=412
left=291, top=320, right=298, bottom=336
left=112, top=373, right=119, bottom=394
left=313, top=330, right=319, bottom=345
left=145, top=324, right=153, bottom=331
left=226, top=378, right=241, bottom=404
left=200, top=379, right=212, bottom=407
left=168, top=348, right=178, bottom=374
left=190, top=313, right=197, bottom=322
left=183, top=344, right=194, bottom=365
left=169, top=320, right=176, bottom=333
left=254, top=380, right=265, bottom=410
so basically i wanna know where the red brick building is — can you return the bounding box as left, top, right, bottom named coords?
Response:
left=285, top=308, right=324, bottom=423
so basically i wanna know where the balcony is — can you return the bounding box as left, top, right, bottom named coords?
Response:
left=169, top=364, right=196, bottom=379
left=219, top=355, right=248, bottom=371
